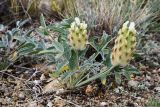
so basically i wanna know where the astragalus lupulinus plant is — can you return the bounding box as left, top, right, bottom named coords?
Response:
left=75, top=21, right=137, bottom=87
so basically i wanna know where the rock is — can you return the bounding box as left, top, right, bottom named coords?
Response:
left=40, top=74, right=46, bottom=80
left=152, top=70, right=157, bottom=73
left=43, top=79, right=64, bottom=94
left=144, top=81, right=151, bottom=87
left=54, top=97, right=66, bottom=107
left=146, top=75, right=151, bottom=80
left=158, top=68, right=160, bottom=72
left=0, top=98, right=7, bottom=105
left=0, top=98, right=4, bottom=104
left=29, top=101, right=38, bottom=107
left=47, top=101, right=53, bottom=107
left=100, top=102, right=107, bottom=106
left=128, top=80, right=139, bottom=88
left=154, top=87, right=160, bottom=92
left=18, top=92, right=25, bottom=100
left=33, top=80, right=41, bottom=85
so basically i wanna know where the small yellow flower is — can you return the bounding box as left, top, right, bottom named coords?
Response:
left=60, top=65, right=69, bottom=73
left=60, top=65, right=80, bottom=73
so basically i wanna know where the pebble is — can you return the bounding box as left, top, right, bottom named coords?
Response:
left=154, top=87, right=160, bottom=92
left=40, top=74, right=46, bottom=80
left=100, top=102, right=107, bottom=106
left=29, top=101, right=37, bottom=107
left=158, top=68, right=160, bottom=72
left=144, top=81, right=151, bottom=87
left=18, top=92, right=25, bottom=100
left=146, top=75, right=151, bottom=80
left=152, top=70, right=157, bottom=73
left=47, top=101, right=53, bottom=107
left=33, top=80, right=41, bottom=85
left=128, top=80, right=139, bottom=88
left=0, top=98, right=7, bottom=105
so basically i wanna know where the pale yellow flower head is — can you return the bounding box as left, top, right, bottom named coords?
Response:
left=68, top=17, right=88, bottom=50
left=111, top=21, right=137, bottom=66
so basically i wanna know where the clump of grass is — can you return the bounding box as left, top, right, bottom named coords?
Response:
left=0, top=0, right=41, bottom=24
left=61, top=0, right=159, bottom=36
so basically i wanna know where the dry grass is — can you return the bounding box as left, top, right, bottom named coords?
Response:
left=1, top=0, right=159, bottom=34
left=63, top=0, right=157, bottom=35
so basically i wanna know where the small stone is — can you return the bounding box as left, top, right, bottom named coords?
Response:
left=144, top=81, right=151, bottom=87
left=114, top=88, right=120, bottom=93
left=40, top=74, right=46, bottom=80
left=134, top=102, right=139, bottom=106
left=33, top=80, right=41, bottom=85
left=128, top=80, right=139, bottom=88
left=29, top=101, right=37, bottom=107
left=0, top=98, right=5, bottom=104
left=146, top=75, right=151, bottom=80
left=158, top=68, right=160, bottom=72
left=100, top=102, right=107, bottom=106
left=152, top=70, right=157, bottom=73
left=154, top=87, right=160, bottom=92
left=47, top=101, right=53, bottom=107
left=18, top=92, right=25, bottom=100
left=56, top=89, right=65, bottom=94
left=54, top=97, right=66, bottom=107
left=43, top=79, right=64, bottom=94
left=1, top=98, right=7, bottom=105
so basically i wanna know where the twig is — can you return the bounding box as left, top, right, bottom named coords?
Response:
left=19, top=0, right=31, bottom=20
left=0, top=70, right=25, bottom=81
left=26, top=70, right=39, bottom=82
left=14, top=65, right=33, bottom=70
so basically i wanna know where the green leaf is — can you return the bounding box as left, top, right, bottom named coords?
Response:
left=14, top=36, right=26, bottom=42
left=50, top=71, right=61, bottom=78
left=23, top=29, right=34, bottom=37
left=47, top=25, right=67, bottom=35
left=36, top=28, right=49, bottom=36
left=52, top=41, right=64, bottom=53
left=75, top=65, right=116, bottom=87
left=62, top=42, right=71, bottom=61
left=40, top=14, right=46, bottom=28
left=38, top=49, right=60, bottom=55
left=69, top=50, right=78, bottom=70
left=0, top=41, right=5, bottom=48
left=103, top=48, right=112, bottom=67
left=123, top=69, right=131, bottom=80
left=115, top=72, right=121, bottom=84
left=59, top=18, right=73, bottom=28
left=0, top=61, right=9, bottom=70
left=100, top=31, right=111, bottom=50
left=18, top=43, right=35, bottom=55
left=124, top=66, right=140, bottom=74
left=6, top=31, right=13, bottom=41
left=89, top=38, right=99, bottom=51
left=16, top=19, right=30, bottom=28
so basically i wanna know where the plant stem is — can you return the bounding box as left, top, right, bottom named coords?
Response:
left=89, top=37, right=115, bottom=61
left=75, top=50, right=79, bottom=67
left=75, top=65, right=116, bottom=87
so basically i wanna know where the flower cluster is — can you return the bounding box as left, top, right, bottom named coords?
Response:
left=68, top=17, right=88, bottom=50
left=111, top=21, right=137, bottom=66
